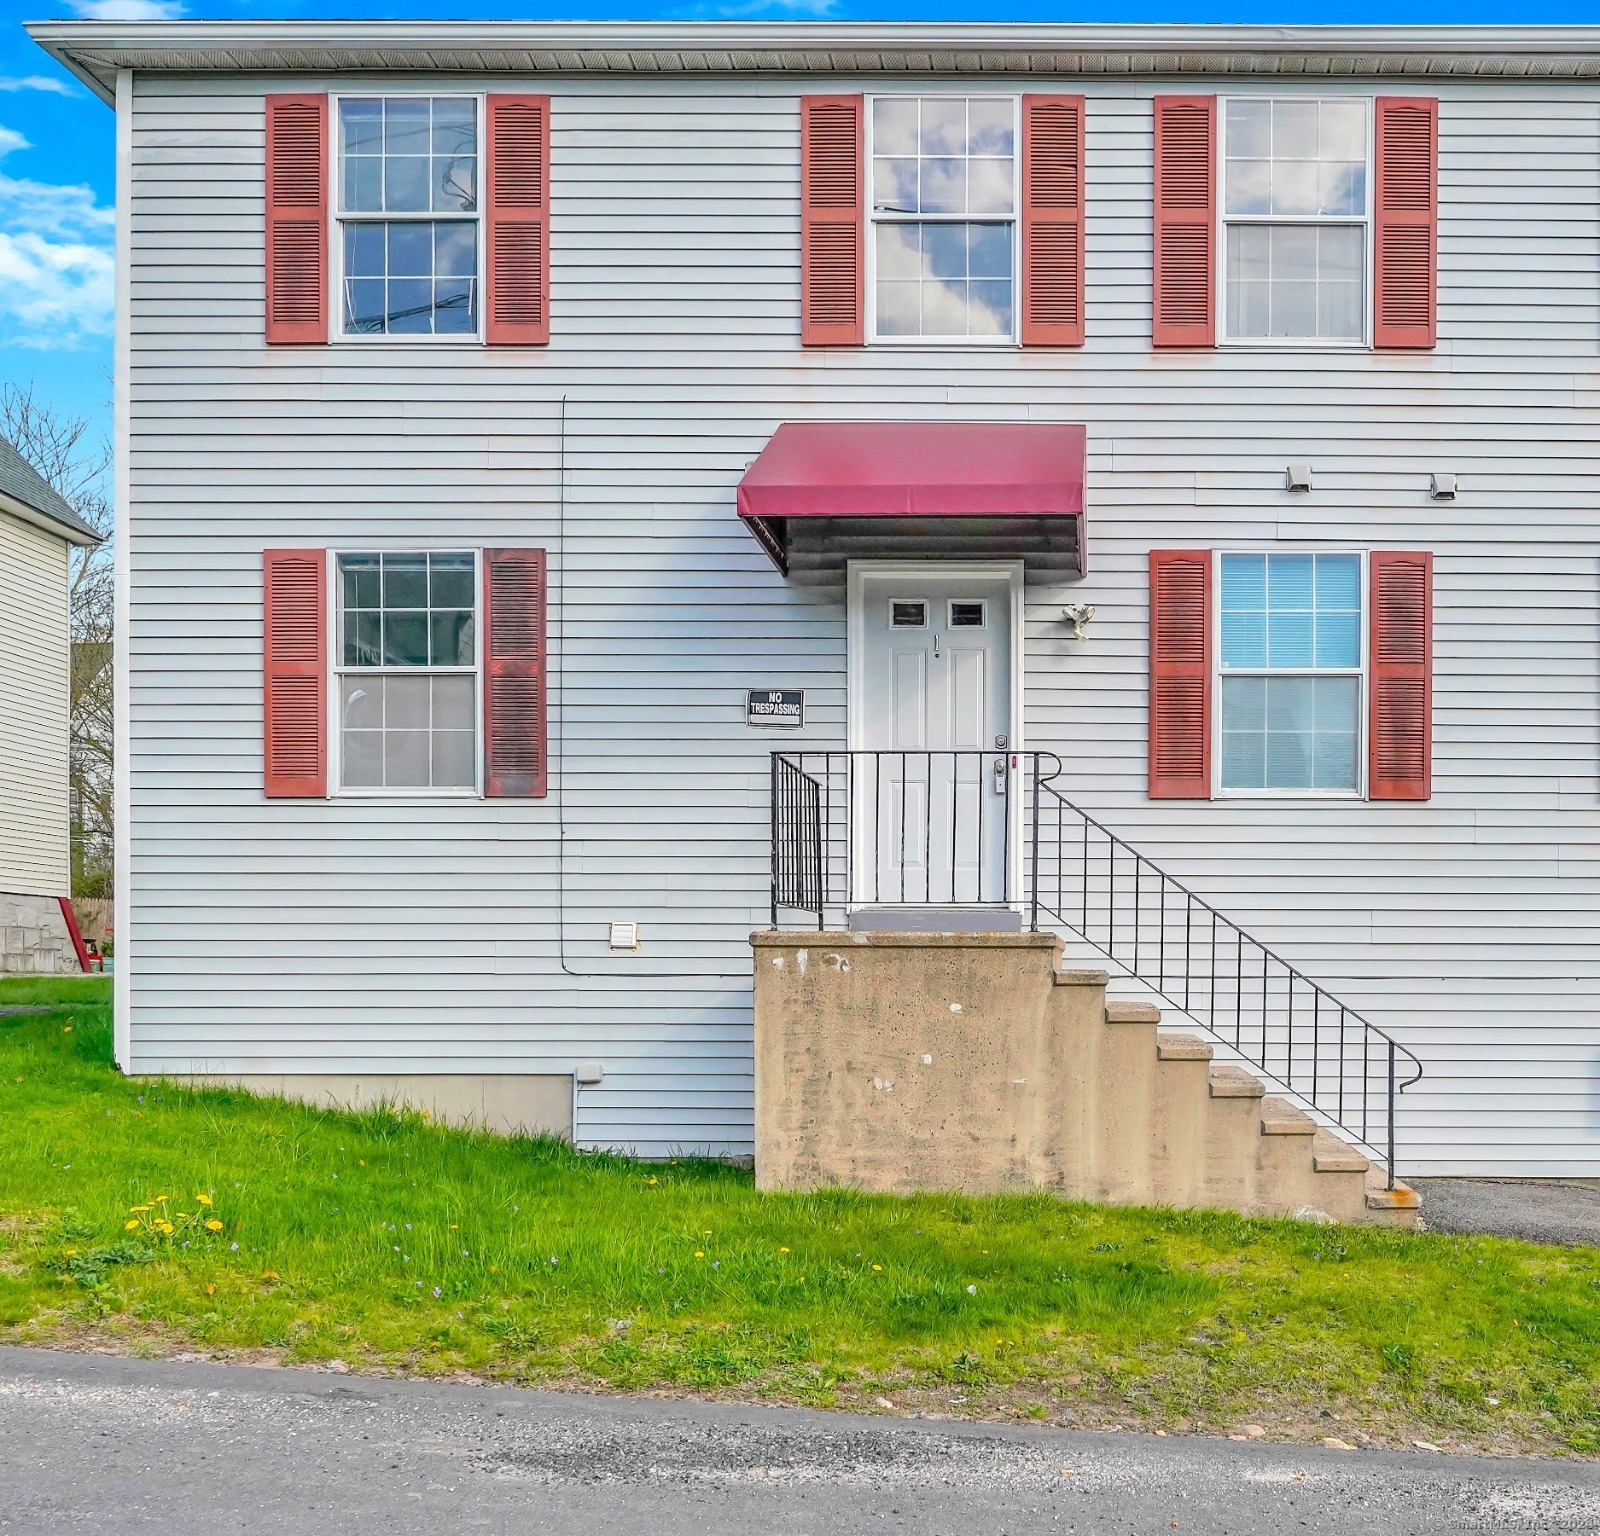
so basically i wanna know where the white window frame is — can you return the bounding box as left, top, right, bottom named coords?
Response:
left=328, top=547, right=486, bottom=798
left=329, top=91, right=487, bottom=345
left=1212, top=547, right=1368, bottom=801
left=865, top=93, right=1023, bottom=347
left=1216, top=95, right=1375, bottom=351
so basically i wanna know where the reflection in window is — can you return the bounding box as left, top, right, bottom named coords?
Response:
left=870, top=97, right=1016, bottom=341
left=336, top=552, right=477, bottom=790
left=1222, top=99, right=1368, bottom=342
left=337, top=97, right=480, bottom=337
left=1219, top=552, right=1363, bottom=792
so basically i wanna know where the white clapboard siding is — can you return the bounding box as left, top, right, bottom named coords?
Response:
left=0, top=510, right=70, bottom=897
left=121, top=72, right=1600, bottom=1173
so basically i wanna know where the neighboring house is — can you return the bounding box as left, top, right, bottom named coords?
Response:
left=0, top=435, right=99, bottom=972
left=27, top=19, right=1600, bottom=1178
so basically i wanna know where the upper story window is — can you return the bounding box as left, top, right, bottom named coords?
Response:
left=1222, top=99, right=1368, bottom=345
left=337, top=97, right=481, bottom=338
left=1219, top=552, right=1363, bottom=794
left=868, top=96, right=1017, bottom=342
left=336, top=552, right=478, bottom=791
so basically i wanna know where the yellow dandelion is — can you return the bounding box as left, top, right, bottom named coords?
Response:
left=196, top=1194, right=213, bottom=1207
left=64, top=1247, right=78, bottom=1257
left=694, top=1251, right=704, bottom=1258
left=779, top=1247, right=790, bottom=1253
left=449, top=1223, right=459, bottom=1230
left=124, top=1219, right=139, bottom=1231
left=158, top=1221, right=174, bottom=1235
left=205, top=1219, right=223, bottom=1232
left=703, top=1230, right=712, bottom=1237
left=205, top=1284, right=216, bottom=1296
left=647, top=1177, right=658, bottom=1186
left=872, top=1264, right=883, bottom=1272
left=358, top=1160, right=365, bottom=1167
left=261, top=1270, right=279, bottom=1280
left=154, top=1194, right=168, bottom=1203
left=63, top=1025, right=72, bottom=1033
left=129, top=1205, right=148, bottom=1214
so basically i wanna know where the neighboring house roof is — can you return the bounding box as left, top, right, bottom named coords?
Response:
left=27, top=20, right=1600, bottom=104
left=0, top=436, right=100, bottom=547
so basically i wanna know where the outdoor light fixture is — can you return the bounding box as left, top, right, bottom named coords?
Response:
left=1062, top=602, right=1096, bottom=640
left=1285, top=464, right=1314, bottom=493
left=1430, top=473, right=1458, bottom=501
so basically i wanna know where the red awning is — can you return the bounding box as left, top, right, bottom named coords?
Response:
left=735, top=421, right=1086, bottom=576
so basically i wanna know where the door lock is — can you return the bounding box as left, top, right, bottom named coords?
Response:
left=992, top=755, right=1007, bottom=795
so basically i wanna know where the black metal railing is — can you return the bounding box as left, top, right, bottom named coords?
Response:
left=767, top=748, right=1423, bottom=1186
left=769, top=749, right=1015, bottom=927
left=1026, top=755, right=1423, bottom=1186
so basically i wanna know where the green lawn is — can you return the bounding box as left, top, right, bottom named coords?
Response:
left=1, top=975, right=1596, bottom=1456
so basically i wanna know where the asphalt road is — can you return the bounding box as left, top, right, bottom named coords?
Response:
left=1411, top=1178, right=1600, bottom=1247
left=1, top=1346, right=1596, bottom=1535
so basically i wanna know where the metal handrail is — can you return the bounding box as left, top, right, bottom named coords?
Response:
left=1025, top=753, right=1423, bottom=1187
left=765, top=747, right=1422, bottom=1185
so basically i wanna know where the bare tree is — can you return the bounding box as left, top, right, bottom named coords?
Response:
left=1, top=383, right=114, bottom=899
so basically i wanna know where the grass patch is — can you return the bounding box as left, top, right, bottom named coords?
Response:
left=2, top=976, right=1597, bottom=1455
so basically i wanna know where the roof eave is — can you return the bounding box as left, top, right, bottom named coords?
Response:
left=0, top=489, right=101, bottom=547
left=27, top=20, right=1600, bottom=105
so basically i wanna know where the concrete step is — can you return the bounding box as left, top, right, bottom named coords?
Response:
left=1365, top=1172, right=1423, bottom=1211
left=1312, top=1129, right=1370, bottom=1174
left=1105, top=1000, right=1161, bottom=1025
left=1259, top=1096, right=1317, bottom=1136
left=1209, top=1065, right=1266, bottom=1099
left=1156, top=1033, right=1214, bottom=1061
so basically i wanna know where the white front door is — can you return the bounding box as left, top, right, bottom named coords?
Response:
left=856, top=570, right=1014, bottom=906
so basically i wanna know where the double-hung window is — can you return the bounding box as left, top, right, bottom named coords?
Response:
left=1222, top=99, right=1369, bottom=344
left=336, top=552, right=478, bottom=792
left=868, top=96, right=1018, bottom=342
left=336, top=96, right=481, bottom=337
left=1219, top=552, right=1363, bottom=794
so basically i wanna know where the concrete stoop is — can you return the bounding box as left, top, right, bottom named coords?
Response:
left=752, top=930, right=1418, bottom=1228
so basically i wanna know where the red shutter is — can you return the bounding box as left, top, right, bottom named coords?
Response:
left=801, top=95, right=864, bottom=346
left=483, top=548, right=548, bottom=797
left=1149, top=550, right=1212, bottom=798
left=263, top=549, right=326, bottom=797
left=1152, top=95, right=1216, bottom=349
left=1021, top=95, right=1086, bottom=347
left=1369, top=551, right=1433, bottom=801
left=264, top=94, right=328, bottom=344
left=1374, top=97, right=1438, bottom=350
left=486, top=94, right=551, bottom=346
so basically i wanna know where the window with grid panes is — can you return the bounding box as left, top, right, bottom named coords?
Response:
left=869, top=97, right=1018, bottom=341
left=1222, top=99, right=1368, bottom=343
left=336, top=552, right=478, bottom=790
left=1219, top=552, right=1363, bottom=792
left=337, top=97, right=480, bottom=337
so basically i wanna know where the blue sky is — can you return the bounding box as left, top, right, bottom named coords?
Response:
left=2, top=0, right=1595, bottom=448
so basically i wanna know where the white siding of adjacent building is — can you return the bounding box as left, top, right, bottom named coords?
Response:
left=0, top=509, right=71, bottom=897
left=123, top=71, right=1600, bottom=1174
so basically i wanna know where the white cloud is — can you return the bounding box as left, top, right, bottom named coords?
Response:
left=69, top=0, right=186, bottom=18
left=0, top=76, right=77, bottom=97
left=0, top=130, right=114, bottom=348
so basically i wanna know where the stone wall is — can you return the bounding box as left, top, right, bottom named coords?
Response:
left=0, top=892, right=74, bottom=975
